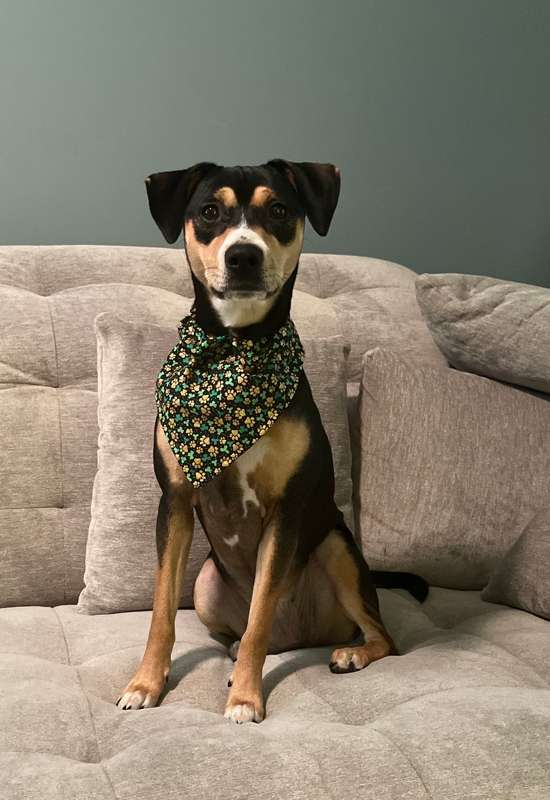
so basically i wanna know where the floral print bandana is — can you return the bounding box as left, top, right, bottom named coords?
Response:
left=155, top=306, right=305, bottom=488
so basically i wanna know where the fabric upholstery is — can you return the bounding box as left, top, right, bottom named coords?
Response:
left=358, top=348, right=550, bottom=589
left=78, top=313, right=353, bottom=613
left=2, top=590, right=549, bottom=799
left=415, top=272, right=550, bottom=394
left=3, top=245, right=550, bottom=799
left=482, top=507, right=550, bottom=620
left=0, top=245, right=444, bottom=607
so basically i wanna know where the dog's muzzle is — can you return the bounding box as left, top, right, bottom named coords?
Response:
left=224, top=243, right=265, bottom=294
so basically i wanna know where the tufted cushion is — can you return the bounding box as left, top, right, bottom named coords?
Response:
left=0, top=245, right=444, bottom=607
left=1, top=590, right=549, bottom=798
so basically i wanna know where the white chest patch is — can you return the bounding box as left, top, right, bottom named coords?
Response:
left=211, top=293, right=276, bottom=328
left=235, top=436, right=271, bottom=517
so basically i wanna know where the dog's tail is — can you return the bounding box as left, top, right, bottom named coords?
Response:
left=371, top=571, right=429, bottom=603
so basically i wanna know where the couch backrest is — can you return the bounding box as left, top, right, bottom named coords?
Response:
left=0, top=245, right=445, bottom=606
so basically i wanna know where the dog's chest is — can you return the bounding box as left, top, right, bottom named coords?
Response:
left=194, top=413, right=310, bottom=581
left=196, top=435, right=272, bottom=567
left=194, top=414, right=310, bottom=576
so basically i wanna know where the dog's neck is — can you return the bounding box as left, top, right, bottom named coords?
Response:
left=190, top=264, right=299, bottom=340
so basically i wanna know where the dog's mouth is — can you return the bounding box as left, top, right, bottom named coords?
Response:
left=211, top=285, right=279, bottom=300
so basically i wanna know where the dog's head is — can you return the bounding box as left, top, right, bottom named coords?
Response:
left=145, top=160, right=340, bottom=326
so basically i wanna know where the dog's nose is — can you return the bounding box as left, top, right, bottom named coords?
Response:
left=225, top=243, right=263, bottom=273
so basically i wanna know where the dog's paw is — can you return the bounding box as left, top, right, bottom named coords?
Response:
left=224, top=699, right=264, bottom=724
left=329, top=645, right=370, bottom=674
left=224, top=682, right=264, bottom=723
left=115, top=666, right=169, bottom=710
left=116, top=688, right=157, bottom=710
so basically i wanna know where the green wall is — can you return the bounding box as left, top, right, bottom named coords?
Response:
left=1, top=0, right=549, bottom=286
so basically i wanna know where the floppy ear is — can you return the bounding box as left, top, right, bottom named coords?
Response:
left=266, top=159, right=341, bottom=236
left=145, top=162, right=219, bottom=243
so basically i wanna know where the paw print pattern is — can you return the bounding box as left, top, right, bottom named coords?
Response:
left=155, top=307, right=304, bottom=487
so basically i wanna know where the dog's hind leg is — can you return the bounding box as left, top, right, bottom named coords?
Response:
left=193, top=555, right=249, bottom=643
left=315, top=524, right=397, bottom=673
left=115, top=420, right=195, bottom=710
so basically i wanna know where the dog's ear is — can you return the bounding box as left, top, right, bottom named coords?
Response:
left=145, top=162, right=219, bottom=243
left=266, top=159, right=340, bottom=236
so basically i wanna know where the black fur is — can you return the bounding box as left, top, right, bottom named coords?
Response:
left=370, top=571, right=430, bottom=603
left=148, top=159, right=429, bottom=634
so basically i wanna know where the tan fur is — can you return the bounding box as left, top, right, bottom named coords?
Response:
left=184, top=216, right=304, bottom=300
left=225, top=517, right=292, bottom=722
left=253, top=219, right=304, bottom=292
left=156, top=415, right=196, bottom=499
left=316, top=532, right=386, bottom=637
left=316, top=530, right=396, bottom=669
left=213, top=186, right=238, bottom=208
left=184, top=218, right=233, bottom=292
left=115, top=422, right=195, bottom=710
left=222, top=420, right=312, bottom=721
left=250, top=185, right=275, bottom=206
left=248, top=417, right=310, bottom=511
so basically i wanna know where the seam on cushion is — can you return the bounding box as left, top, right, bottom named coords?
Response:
left=314, top=254, right=324, bottom=297
left=265, top=651, right=346, bottom=722
left=280, top=728, right=336, bottom=799
left=427, top=607, right=501, bottom=630
left=446, top=629, right=550, bottom=687
left=51, top=605, right=71, bottom=665
left=367, top=685, right=550, bottom=727
left=52, top=608, right=120, bottom=800
left=370, top=726, right=432, bottom=799
left=0, top=504, right=67, bottom=509
left=382, top=588, right=501, bottom=632
left=69, top=639, right=228, bottom=665
left=46, top=297, right=67, bottom=604
left=403, top=627, right=550, bottom=688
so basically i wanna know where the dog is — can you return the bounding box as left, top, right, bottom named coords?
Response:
left=115, top=159, right=428, bottom=723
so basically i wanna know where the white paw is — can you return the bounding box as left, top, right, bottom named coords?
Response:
left=115, top=689, right=159, bottom=710
left=224, top=702, right=264, bottom=724
left=329, top=646, right=369, bottom=673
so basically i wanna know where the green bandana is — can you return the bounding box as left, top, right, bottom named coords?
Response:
left=155, top=307, right=305, bottom=488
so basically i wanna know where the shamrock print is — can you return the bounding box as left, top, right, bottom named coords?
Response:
left=155, top=306, right=304, bottom=488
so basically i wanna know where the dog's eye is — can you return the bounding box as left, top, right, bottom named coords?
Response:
left=200, top=203, right=220, bottom=222
left=269, top=202, right=287, bottom=220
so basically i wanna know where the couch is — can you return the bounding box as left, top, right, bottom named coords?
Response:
left=1, top=245, right=549, bottom=800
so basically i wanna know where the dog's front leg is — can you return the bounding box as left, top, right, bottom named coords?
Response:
left=116, top=487, right=194, bottom=710
left=224, top=514, right=295, bottom=724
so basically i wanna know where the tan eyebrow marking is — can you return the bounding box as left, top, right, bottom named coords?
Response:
left=250, top=186, right=275, bottom=206
left=213, top=187, right=238, bottom=208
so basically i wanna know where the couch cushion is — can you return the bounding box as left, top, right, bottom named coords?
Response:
left=0, top=245, right=443, bottom=607
left=1, top=590, right=549, bottom=799
left=415, top=272, right=550, bottom=394
left=482, top=506, right=550, bottom=620
left=77, top=313, right=353, bottom=613
left=357, top=348, right=550, bottom=590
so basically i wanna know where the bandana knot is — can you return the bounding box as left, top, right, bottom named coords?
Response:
left=155, top=307, right=304, bottom=487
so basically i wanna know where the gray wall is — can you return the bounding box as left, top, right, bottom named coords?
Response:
left=1, top=0, right=549, bottom=286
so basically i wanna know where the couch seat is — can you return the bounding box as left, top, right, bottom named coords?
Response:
left=1, top=588, right=549, bottom=800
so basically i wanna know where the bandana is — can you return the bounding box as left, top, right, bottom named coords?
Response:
left=155, top=306, right=305, bottom=488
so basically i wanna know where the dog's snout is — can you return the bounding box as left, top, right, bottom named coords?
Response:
left=225, top=243, right=263, bottom=273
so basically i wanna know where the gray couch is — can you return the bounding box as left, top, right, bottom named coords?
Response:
left=1, top=245, right=549, bottom=800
